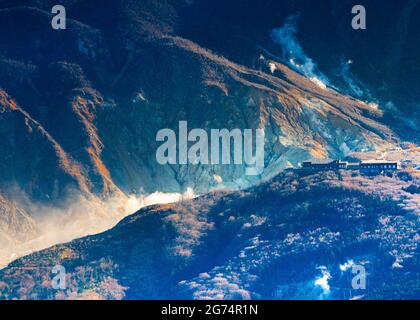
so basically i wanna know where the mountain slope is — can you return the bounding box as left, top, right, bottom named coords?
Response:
left=177, top=0, right=420, bottom=141
left=0, top=0, right=397, bottom=203
left=0, top=2, right=393, bottom=201
left=1, top=170, right=418, bottom=300
left=0, top=0, right=408, bottom=274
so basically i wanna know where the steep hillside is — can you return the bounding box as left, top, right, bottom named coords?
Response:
left=178, top=0, right=420, bottom=141
left=0, top=0, right=397, bottom=204
left=0, top=0, right=412, bottom=279
left=1, top=170, right=418, bottom=300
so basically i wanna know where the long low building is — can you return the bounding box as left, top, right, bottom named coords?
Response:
left=302, top=160, right=348, bottom=170
left=301, top=159, right=399, bottom=172
left=359, top=160, right=400, bottom=172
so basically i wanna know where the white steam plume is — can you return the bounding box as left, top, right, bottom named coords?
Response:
left=271, top=15, right=329, bottom=89
left=0, top=188, right=195, bottom=268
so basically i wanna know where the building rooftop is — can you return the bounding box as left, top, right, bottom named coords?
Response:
left=303, top=159, right=343, bottom=164
left=360, top=160, right=399, bottom=164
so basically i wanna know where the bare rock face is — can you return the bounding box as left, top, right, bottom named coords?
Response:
left=0, top=0, right=399, bottom=265
left=0, top=1, right=397, bottom=205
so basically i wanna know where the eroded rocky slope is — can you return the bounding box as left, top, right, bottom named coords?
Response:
left=0, top=0, right=397, bottom=202
left=0, top=0, right=408, bottom=276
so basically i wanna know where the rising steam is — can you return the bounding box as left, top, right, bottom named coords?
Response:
left=0, top=188, right=195, bottom=268
left=271, top=15, right=329, bottom=89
